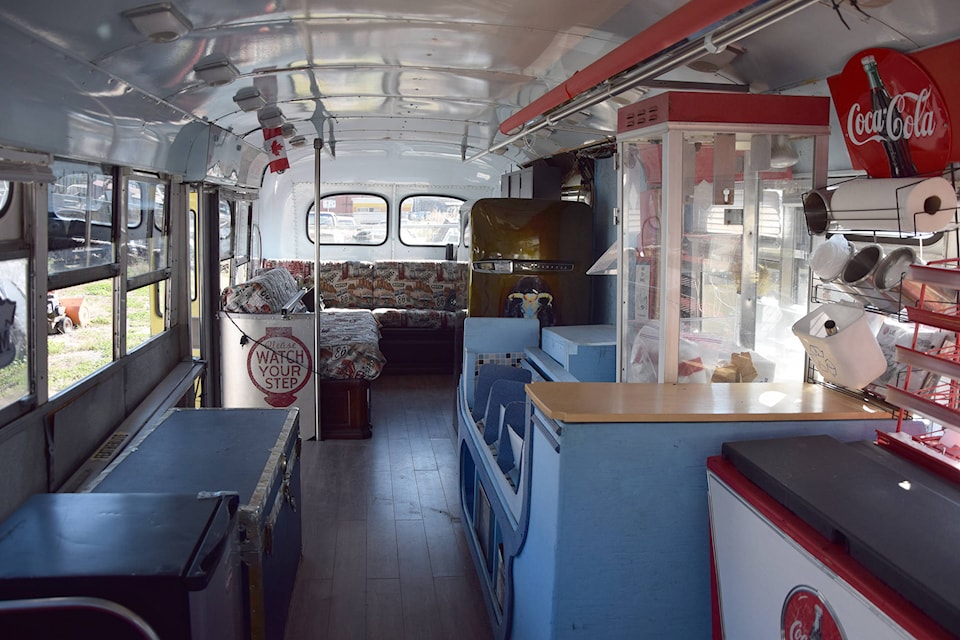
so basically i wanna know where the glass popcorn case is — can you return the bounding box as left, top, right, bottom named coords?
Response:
left=616, top=92, right=832, bottom=383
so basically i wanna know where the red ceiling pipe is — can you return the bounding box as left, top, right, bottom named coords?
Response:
left=499, top=0, right=762, bottom=135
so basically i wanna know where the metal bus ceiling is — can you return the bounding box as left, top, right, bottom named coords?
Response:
left=0, top=0, right=956, bottom=184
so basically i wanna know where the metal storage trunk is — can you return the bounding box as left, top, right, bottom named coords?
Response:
left=83, top=407, right=302, bottom=640
left=0, top=492, right=243, bottom=640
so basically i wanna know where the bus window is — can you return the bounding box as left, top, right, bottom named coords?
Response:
left=46, top=160, right=122, bottom=398
left=48, top=278, right=114, bottom=396
left=126, top=174, right=172, bottom=353
left=308, top=194, right=387, bottom=245
left=189, top=205, right=198, bottom=303
left=399, top=195, right=464, bottom=246
left=126, top=178, right=168, bottom=280
left=48, top=162, right=114, bottom=274
left=127, top=280, right=166, bottom=352
left=127, top=182, right=142, bottom=228
left=0, top=181, right=11, bottom=216
left=232, top=198, right=251, bottom=285
left=220, top=259, right=232, bottom=298
left=219, top=200, right=234, bottom=260
left=0, top=258, right=30, bottom=412
left=235, top=200, right=251, bottom=264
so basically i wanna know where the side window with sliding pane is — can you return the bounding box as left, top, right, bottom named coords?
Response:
left=235, top=201, right=250, bottom=264
left=126, top=280, right=167, bottom=351
left=48, top=278, right=115, bottom=396
left=399, top=195, right=464, bottom=246
left=219, top=200, right=234, bottom=259
left=126, top=176, right=170, bottom=351
left=0, top=179, right=29, bottom=417
left=308, top=194, right=387, bottom=245
left=48, top=162, right=114, bottom=273
left=0, top=258, right=29, bottom=409
left=127, top=178, right=169, bottom=279
left=47, top=160, right=118, bottom=396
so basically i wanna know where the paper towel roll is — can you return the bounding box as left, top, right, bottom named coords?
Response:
left=825, top=176, right=957, bottom=234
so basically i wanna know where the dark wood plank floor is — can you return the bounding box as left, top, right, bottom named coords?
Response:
left=284, top=374, right=493, bottom=640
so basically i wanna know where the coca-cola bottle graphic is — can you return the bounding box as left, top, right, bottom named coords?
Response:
left=810, top=605, right=823, bottom=640
left=861, top=55, right=918, bottom=178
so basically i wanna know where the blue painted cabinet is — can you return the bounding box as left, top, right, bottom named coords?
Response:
left=457, top=317, right=540, bottom=638
left=460, top=380, right=896, bottom=639
left=539, top=324, right=616, bottom=382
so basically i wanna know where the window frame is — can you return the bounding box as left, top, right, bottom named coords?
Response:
left=47, top=161, right=119, bottom=288
left=307, top=192, right=388, bottom=246
left=0, top=252, right=32, bottom=424
left=398, top=194, right=465, bottom=247
left=0, top=181, right=12, bottom=219
left=125, top=173, right=171, bottom=291
left=43, top=161, right=178, bottom=398
left=123, top=172, right=172, bottom=355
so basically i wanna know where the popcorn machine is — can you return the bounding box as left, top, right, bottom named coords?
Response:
left=616, top=91, right=832, bottom=383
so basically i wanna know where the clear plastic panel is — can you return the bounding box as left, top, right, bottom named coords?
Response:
left=620, top=138, right=663, bottom=382
left=621, top=132, right=816, bottom=383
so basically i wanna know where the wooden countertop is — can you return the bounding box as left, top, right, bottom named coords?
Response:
left=525, top=382, right=892, bottom=423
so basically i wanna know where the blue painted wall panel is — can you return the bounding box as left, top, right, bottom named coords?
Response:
left=505, top=413, right=893, bottom=639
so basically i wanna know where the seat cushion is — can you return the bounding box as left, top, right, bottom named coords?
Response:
left=482, top=379, right=529, bottom=445
left=471, top=363, right=532, bottom=421
left=221, top=267, right=305, bottom=313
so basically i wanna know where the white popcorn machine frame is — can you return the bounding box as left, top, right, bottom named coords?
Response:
left=615, top=91, right=832, bottom=384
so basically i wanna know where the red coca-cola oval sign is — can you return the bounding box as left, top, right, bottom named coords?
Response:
left=781, top=585, right=845, bottom=640
left=828, top=47, right=951, bottom=178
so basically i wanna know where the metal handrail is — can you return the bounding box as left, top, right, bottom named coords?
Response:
left=0, top=596, right=161, bottom=640
left=468, top=0, right=821, bottom=163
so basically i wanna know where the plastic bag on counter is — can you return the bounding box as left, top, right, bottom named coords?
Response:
left=710, top=351, right=775, bottom=383
left=625, top=321, right=708, bottom=383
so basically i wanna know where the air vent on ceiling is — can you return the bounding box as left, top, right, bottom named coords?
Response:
left=617, top=103, right=661, bottom=133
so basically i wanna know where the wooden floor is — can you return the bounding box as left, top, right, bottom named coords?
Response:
left=283, top=374, right=494, bottom=640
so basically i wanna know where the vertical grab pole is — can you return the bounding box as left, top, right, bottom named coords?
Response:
left=313, top=137, right=323, bottom=440
left=201, top=187, right=223, bottom=406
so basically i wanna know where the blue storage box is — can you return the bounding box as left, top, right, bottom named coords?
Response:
left=84, top=408, right=301, bottom=640
left=540, top=324, right=616, bottom=382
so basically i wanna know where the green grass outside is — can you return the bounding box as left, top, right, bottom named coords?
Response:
left=0, top=278, right=163, bottom=401
left=47, top=281, right=156, bottom=395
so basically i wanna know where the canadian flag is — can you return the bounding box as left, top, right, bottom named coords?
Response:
left=263, top=127, right=290, bottom=173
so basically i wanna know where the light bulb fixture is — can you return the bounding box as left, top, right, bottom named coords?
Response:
left=257, top=104, right=285, bottom=129
left=288, top=135, right=307, bottom=147
left=122, top=2, right=192, bottom=42
left=193, top=53, right=239, bottom=87
left=770, top=134, right=800, bottom=169
left=281, top=123, right=296, bottom=138
left=233, top=86, right=265, bottom=112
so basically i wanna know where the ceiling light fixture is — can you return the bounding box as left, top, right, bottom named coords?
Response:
left=281, top=123, right=296, bottom=138
left=233, top=86, right=265, bottom=112
left=193, top=53, right=239, bottom=87
left=288, top=135, right=307, bottom=148
left=122, top=3, right=192, bottom=43
left=770, top=134, right=800, bottom=169
left=686, top=44, right=744, bottom=74
left=257, top=104, right=285, bottom=129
